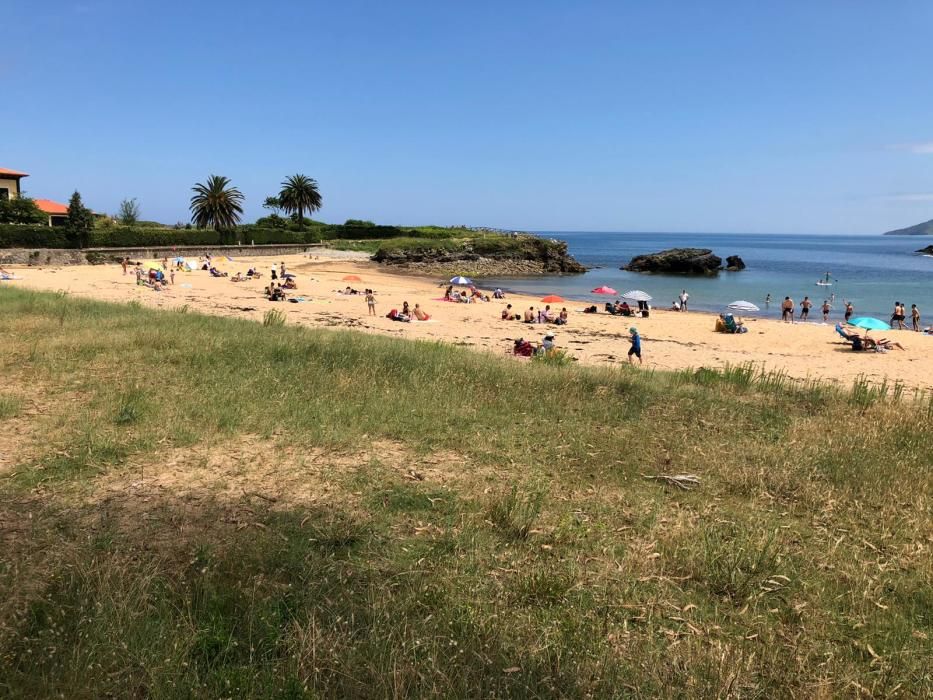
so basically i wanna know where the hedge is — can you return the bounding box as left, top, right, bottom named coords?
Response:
left=0, top=225, right=323, bottom=249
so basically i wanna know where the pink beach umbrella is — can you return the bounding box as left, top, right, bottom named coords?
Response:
left=591, top=286, right=618, bottom=295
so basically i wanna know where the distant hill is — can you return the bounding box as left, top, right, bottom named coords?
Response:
left=882, top=219, right=933, bottom=235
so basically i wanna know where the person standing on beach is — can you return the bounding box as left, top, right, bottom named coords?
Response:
left=911, top=304, right=920, bottom=331
left=891, top=301, right=905, bottom=330
left=821, top=300, right=831, bottom=322
left=365, top=289, right=376, bottom=316
left=800, top=296, right=812, bottom=321
left=679, top=290, right=689, bottom=312
left=765, top=293, right=772, bottom=308
left=844, top=301, right=854, bottom=323
left=627, top=326, right=643, bottom=365
left=781, top=296, right=794, bottom=323
left=121, top=257, right=129, bottom=275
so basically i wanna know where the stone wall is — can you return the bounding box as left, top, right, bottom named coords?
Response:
left=0, top=243, right=322, bottom=266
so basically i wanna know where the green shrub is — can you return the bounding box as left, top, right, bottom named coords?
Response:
left=0, top=224, right=71, bottom=248
left=0, top=197, right=47, bottom=225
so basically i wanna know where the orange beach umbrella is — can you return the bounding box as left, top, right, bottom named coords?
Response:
left=342, top=275, right=362, bottom=282
left=540, top=295, right=565, bottom=303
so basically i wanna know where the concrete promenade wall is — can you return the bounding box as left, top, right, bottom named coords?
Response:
left=0, top=243, right=322, bottom=266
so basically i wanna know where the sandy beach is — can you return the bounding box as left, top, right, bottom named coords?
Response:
left=5, top=251, right=932, bottom=393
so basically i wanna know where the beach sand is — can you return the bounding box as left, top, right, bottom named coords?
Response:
left=6, top=251, right=932, bottom=393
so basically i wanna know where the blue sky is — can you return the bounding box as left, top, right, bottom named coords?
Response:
left=4, top=1, right=933, bottom=233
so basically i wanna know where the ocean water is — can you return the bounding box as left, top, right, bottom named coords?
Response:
left=477, top=232, right=933, bottom=321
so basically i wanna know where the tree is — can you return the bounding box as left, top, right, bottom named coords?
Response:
left=0, top=196, right=46, bottom=224
left=189, top=175, right=244, bottom=233
left=262, top=196, right=283, bottom=215
left=66, top=191, right=94, bottom=248
left=277, top=174, right=322, bottom=231
left=118, top=197, right=140, bottom=225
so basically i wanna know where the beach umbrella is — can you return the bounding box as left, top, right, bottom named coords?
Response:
left=848, top=317, right=891, bottom=331
left=450, top=276, right=472, bottom=285
left=540, top=295, right=565, bottom=303
left=591, top=286, right=618, bottom=295
left=143, top=261, right=163, bottom=271
left=342, top=274, right=362, bottom=282
left=621, top=290, right=652, bottom=302
left=727, top=300, right=760, bottom=312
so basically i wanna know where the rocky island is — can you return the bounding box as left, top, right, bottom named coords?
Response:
left=917, top=244, right=933, bottom=255
left=622, top=248, right=745, bottom=275
left=373, top=234, right=586, bottom=276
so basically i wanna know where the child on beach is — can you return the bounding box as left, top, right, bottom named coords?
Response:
left=911, top=304, right=920, bottom=331
left=628, top=327, right=643, bottom=365
left=365, top=289, right=376, bottom=315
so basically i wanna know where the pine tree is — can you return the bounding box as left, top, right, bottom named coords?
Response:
left=66, top=191, right=94, bottom=248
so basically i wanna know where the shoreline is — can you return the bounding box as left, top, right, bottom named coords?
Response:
left=4, top=252, right=932, bottom=393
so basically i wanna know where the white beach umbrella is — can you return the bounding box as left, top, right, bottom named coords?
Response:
left=621, top=290, right=652, bottom=302
left=450, top=276, right=473, bottom=285
left=727, top=300, right=760, bottom=312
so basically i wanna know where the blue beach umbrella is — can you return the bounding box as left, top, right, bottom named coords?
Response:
left=848, top=317, right=890, bottom=331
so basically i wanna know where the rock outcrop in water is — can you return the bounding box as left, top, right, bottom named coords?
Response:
left=917, top=245, right=933, bottom=255
left=725, top=255, right=746, bottom=271
left=623, top=248, right=720, bottom=274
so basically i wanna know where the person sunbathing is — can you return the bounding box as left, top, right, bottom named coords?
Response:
left=523, top=307, right=535, bottom=323
left=852, top=336, right=905, bottom=351
left=413, top=304, right=430, bottom=321
left=538, top=305, right=554, bottom=323
left=501, top=304, right=516, bottom=320
left=283, top=278, right=297, bottom=289
left=619, top=302, right=632, bottom=316
left=554, top=308, right=569, bottom=325
left=209, top=267, right=227, bottom=277
left=231, top=272, right=244, bottom=282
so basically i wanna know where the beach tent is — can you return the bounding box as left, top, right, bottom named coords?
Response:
left=450, top=276, right=472, bottom=285
left=848, top=317, right=891, bottom=331
left=540, top=295, right=565, bottom=303
left=591, top=286, right=618, bottom=295
left=727, top=300, right=760, bottom=312
left=183, top=261, right=197, bottom=271
left=621, top=290, right=652, bottom=302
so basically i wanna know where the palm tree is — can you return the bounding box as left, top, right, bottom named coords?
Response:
left=278, top=174, right=322, bottom=231
left=189, top=175, right=244, bottom=232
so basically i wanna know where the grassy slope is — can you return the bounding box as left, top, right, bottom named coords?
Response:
left=0, top=288, right=930, bottom=699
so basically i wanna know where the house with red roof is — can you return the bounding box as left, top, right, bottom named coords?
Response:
left=0, top=167, right=71, bottom=226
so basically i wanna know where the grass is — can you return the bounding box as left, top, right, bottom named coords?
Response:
left=0, top=287, right=930, bottom=698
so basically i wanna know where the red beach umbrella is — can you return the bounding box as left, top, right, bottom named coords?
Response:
left=540, top=295, right=565, bottom=303
left=342, top=275, right=362, bottom=282
left=591, top=286, right=618, bottom=295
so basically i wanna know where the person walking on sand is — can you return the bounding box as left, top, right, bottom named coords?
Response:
left=911, top=304, right=920, bottom=331
left=844, top=300, right=854, bottom=323
left=365, top=289, right=376, bottom=316
left=679, top=289, right=689, bottom=312
left=781, top=296, right=794, bottom=323
left=821, top=299, right=831, bottom=322
left=800, top=296, right=812, bottom=322
left=627, top=326, right=643, bottom=365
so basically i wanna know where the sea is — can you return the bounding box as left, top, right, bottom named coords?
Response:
left=476, top=232, right=933, bottom=321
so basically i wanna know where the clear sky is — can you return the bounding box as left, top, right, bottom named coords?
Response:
left=4, top=1, right=933, bottom=234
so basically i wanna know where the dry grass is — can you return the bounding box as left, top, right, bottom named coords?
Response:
left=0, top=287, right=930, bottom=698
